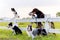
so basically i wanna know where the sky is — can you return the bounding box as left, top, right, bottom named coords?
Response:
left=0, top=0, right=60, bottom=19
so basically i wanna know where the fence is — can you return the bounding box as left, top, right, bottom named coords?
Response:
left=0, top=15, right=60, bottom=33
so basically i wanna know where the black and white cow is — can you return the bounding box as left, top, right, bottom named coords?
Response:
left=26, top=24, right=47, bottom=39
left=8, top=22, right=22, bottom=35
left=29, top=8, right=55, bottom=36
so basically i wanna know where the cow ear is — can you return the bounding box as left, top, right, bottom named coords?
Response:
left=11, top=8, right=16, bottom=11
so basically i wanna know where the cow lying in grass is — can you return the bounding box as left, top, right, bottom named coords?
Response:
left=26, top=24, right=47, bottom=39
left=8, top=22, right=22, bottom=35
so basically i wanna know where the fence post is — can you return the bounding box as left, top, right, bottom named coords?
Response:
left=44, top=14, right=51, bottom=33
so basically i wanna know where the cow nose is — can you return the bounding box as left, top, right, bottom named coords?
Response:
left=29, top=13, right=33, bottom=16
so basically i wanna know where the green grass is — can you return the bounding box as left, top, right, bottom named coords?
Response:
left=0, top=29, right=58, bottom=40
left=0, top=22, right=37, bottom=28
left=0, top=22, right=60, bottom=28
left=0, top=22, right=60, bottom=40
left=0, top=22, right=8, bottom=27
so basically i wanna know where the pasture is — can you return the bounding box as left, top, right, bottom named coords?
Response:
left=0, top=22, right=60, bottom=40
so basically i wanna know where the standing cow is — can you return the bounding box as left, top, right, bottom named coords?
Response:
left=29, top=8, right=44, bottom=28
left=29, top=8, right=55, bottom=35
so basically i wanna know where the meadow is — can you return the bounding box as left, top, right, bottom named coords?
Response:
left=0, top=22, right=60, bottom=40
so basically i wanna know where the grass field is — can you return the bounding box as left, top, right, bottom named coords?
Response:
left=0, top=22, right=60, bottom=28
left=0, top=29, right=58, bottom=40
left=0, top=22, right=60, bottom=40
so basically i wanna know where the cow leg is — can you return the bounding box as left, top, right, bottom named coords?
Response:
left=36, top=22, right=43, bottom=29
left=50, top=22, right=56, bottom=35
